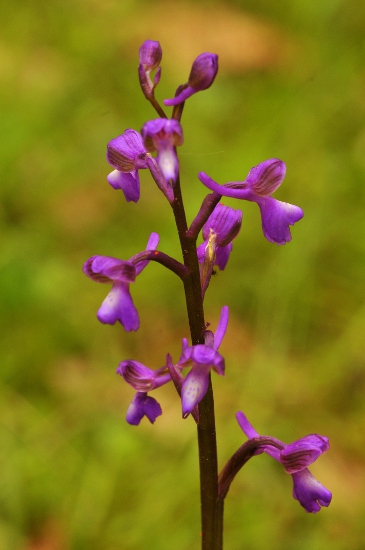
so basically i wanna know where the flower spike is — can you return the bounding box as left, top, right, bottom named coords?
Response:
left=199, top=159, right=304, bottom=245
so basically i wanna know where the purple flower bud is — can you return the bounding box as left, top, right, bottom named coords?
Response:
left=106, top=129, right=149, bottom=202
left=199, top=159, right=304, bottom=245
left=138, top=40, right=163, bottom=99
left=139, top=40, right=162, bottom=71
left=126, top=392, right=162, bottom=425
left=141, top=118, right=183, bottom=183
left=164, top=53, right=218, bottom=106
left=236, top=411, right=332, bottom=513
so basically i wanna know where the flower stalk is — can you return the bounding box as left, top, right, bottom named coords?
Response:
left=83, top=38, right=330, bottom=550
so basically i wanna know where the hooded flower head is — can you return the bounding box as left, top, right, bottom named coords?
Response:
left=83, top=233, right=159, bottom=331
left=236, top=411, right=332, bottom=513
left=199, top=159, right=303, bottom=245
left=178, top=306, right=229, bottom=417
left=141, top=118, right=183, bottom=183
left=106, top=129, right=149, bottom=202
left=117, top=360, right=171, bottom=392
left=164, top=53, right=218, bottom=106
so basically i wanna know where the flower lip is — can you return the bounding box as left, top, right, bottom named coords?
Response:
left=126, top=392, right=162, bottom=425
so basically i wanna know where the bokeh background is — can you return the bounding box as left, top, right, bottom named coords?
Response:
left=1, top=0, right=365, bottom=548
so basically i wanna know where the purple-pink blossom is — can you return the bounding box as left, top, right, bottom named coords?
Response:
left=83, top=233, right=159, bottom=331
left=106, top=129, right=149, bottom=202
left=197, top=203, right=242, bottom=271
left=199, top=159, right=303, bottom=245
left=178, top=306, right=229, bottom=417
left=141, top=118, right=183, bottom=183
left=236, top=411, right=332, bottom=513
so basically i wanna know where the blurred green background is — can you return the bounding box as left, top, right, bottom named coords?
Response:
left=1, top=0, right=365, bottom=548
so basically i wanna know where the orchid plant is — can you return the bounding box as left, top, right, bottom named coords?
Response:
left=83, top=40, right=331, bottom=549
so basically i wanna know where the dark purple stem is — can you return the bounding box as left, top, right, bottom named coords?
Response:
left=170, top=163, right=221, bottom=550
left=218, top=437, right=285, bottom=500
left=130, top=250, right=189, bottom=281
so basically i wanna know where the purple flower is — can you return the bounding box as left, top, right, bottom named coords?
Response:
left=164, top=53, right=218, bottom=106
left=138, top=40, right=162, bottom=99
left=83, top=233, right=159, bottom=331
left=117, top=360, right=171, bottom=391
left=178, top=306, right=229, bottom=418
left=106, top=129, right=149, bottom=202
left=141, top=118, right=183, bottom=183
left=197, top=203, right=242, bottom=271
left=236, top=411, right=332, bottom=513
left=126, top=392, right=162, bottom=425
left=199, top=159, right=304, bottom=245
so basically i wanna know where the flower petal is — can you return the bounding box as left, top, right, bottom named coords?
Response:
left=215, top=244, right=232, bottom=270
left=97, top=282, right=139, bottom=331
left=181, top=365, right=210, bottom=418
left=107, top=170, right=140, bottom=203
left=126, top=392, right=162, bottom=425
left=158, top=146, right=179, bottom=182
left=117, top=360, right=171, bottom=391
left=292, top=469, right=332, bottom=513
left=83, top=256, right=136, bottom=284
left=254, top=196, right=304, bottom=245
left=245, top=159, right=286, bottom=196
left=281, top=435, right=330, bottom=473
left=213, top=305, right=229, bottom=350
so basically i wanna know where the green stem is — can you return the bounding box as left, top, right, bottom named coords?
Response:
left=171, top=173, right=222, bottom=550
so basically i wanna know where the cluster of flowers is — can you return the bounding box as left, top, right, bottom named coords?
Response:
left=83, top=40, right=331, bottom=513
